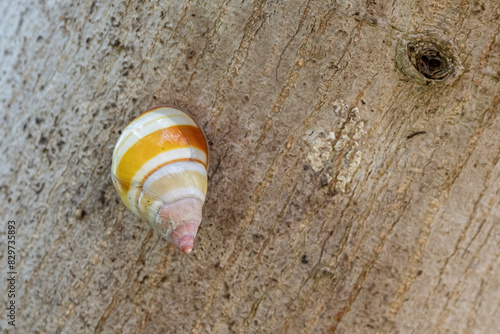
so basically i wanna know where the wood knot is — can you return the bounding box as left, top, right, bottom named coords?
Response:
left=396, top=33, right=459, bottom=84
left=407, top=41, right=453, bottom=80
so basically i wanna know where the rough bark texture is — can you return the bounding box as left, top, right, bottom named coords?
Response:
left=1, top=0, right=500, bottom=333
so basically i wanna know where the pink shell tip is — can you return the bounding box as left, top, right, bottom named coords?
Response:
left=170, top=221, right=199, bottom=254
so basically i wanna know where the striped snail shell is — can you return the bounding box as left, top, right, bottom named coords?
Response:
left=111, top=106, right=209, bottom=254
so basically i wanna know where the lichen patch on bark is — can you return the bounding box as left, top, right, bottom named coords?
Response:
left=305, top=100, right=367, bottom=192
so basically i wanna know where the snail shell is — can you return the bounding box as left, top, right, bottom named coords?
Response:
left=111, top=106, right=208, bottom=254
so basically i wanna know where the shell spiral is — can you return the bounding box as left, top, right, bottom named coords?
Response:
left=111, top=107, right=208, bottom=253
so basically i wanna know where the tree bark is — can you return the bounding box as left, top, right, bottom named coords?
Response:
left=1, top=0, right=499, bottom=333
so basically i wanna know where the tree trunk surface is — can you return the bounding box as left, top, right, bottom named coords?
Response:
left=1, top=0, right=499, bottom=333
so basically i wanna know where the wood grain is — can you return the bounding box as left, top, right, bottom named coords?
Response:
left=0, top=0, right=499, bottom=333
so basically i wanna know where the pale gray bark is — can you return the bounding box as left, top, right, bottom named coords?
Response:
left=1, top=0, right=499, bottom=333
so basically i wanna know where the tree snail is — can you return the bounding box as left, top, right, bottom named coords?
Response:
left=111, top=106, right=209, bottom=254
